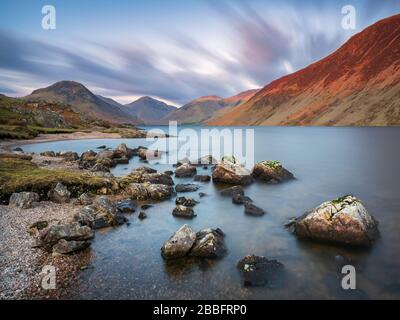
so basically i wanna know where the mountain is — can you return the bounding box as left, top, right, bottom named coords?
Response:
left=208, top=14, right=400, bottom=126
left=164, top=90, right=259, bottom=124
left=124, top=96, right=176, bottom=124
left=96, top=95, right=124, bottom=109
left=24, top=81, right=138, bottom=124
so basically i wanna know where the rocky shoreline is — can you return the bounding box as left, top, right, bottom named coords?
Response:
left=0, top=140, right=380, bottom=299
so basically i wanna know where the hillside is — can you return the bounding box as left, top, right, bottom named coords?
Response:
left=208, top=14, right=400, bottom=126
left=124, top=96, right=176, bottom=124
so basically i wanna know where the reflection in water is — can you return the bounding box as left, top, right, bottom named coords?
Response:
left=21, top=127, right=400, bottom=299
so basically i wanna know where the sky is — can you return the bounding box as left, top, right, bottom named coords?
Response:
left=0, top=0, right=399, bottom=106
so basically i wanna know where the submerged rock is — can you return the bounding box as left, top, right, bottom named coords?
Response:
left=244, top=202, right=265, bottom=216
left=175, top=184, right=200, bottom=193
left=237, top=255, right=284, bottom=286
left=232, top=194, right=253, bottom=205
left=172, top=205, right=196, bottom=218
left=289, top=195, right=379, bottom=247
left=161, top=224, right=196, bottom=259
left=9, top=192, right=39, bottom=209
left=189, top=228, right=226, bottom=258
left=220, top=185, right=244, bottom=197
left=115, top=199, right=137, bottom=213
left=175, top=163, right=197, bottom=178
left=48, top=182, right=71, bottom=203
left=194, top=175, right=211, bottom=182
left=252, top=160, right=294, bottom=183
left=176, top=197, right=198, bottom=207
left=212, top=160, right=253, bottom=185
left=138, top=211, right=147, bottom=220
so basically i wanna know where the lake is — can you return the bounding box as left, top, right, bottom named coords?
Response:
left=21, top=126, right=400, bottom=299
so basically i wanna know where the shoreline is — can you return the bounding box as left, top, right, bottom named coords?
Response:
left=0, top=131, right=124, bottom=152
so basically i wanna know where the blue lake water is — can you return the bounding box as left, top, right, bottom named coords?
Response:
left=21, top=126, right=400, bottom=299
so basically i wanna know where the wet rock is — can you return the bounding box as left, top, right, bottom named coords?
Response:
left=114, top=143, right=134, bottom=159
left=48, top=182, right=71, bottom=203
left=52, top=239, right=90, bottom=255
left=74, top=206, right=97, bottom=226
left=252, top=160, right=294, bottom=183
left=172, top=205, right=196, bottom=218
left=138, top=147, right=148, bottom=160
left=232, top=194, right=253, bottom=205
left=39, top=222, right=94, bottom=250
left=77, top=192, right=95, bottom=206
left=135, top=166, right=157, bottom=174
left=244, top=202, right=265, bottom=216
left=189, top=228, right=226, bottom=258
left=40, top=151, right=56, bottom=157
left=237, top=255, right=284, bottom=286
left=174, top=157, right=191, bottom=167
left=175, top=163, right=197, bottom=178
left=176, top=197, right=198, bottom=207
left=138, top=211, right=147, bottom=220
left=9, top=192, right=39, bottom=209
left=143, top=173, right=174, bottom=186
left=194, top=175, right=211, bottom=182
left=96, top=150, right=114, bottom=160
left=13, top=147, right=24, bottom=152
left=161, top=224, right=196, bottom=259
left=80, top=150, right=97, bottom=161
left=220, top=185, right=244, bottom=197
left=212, top=160, right=253, bottom=185
left=59, top=151, right=79, bottom=161
left=113, top=156, right=129, bottom=165
left=289, top=195, right=379, bottom=247
left=115, top=199, right=137, bottom=213
left=141, top=204, right=153, bottom=210
left=127, top=183, right=174, bottom=201
left=175, top=184, right=200, bottom=193
left=92, top=217, right=111, bottom=229
left=97, top=145, right=107, bottom=149
left=199, top=192, right=207, bottom=198
left=164, top=170, right=174, bottom=176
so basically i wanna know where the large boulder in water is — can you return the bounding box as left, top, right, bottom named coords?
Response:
left=126, top=183, right=174, bottom=201
left=288, top=195, right=379, bottom=247
left=175, top=163, right=197, bottom=178
left=172, top=205, right=196, bottom=218
left=161, top=224, right=196, bottom=259
left=9, top=192, right=39, bottom=209
left=114, top=143, right=134, bottom=159
left=189, top=228, right=226, bottom=258
left=212, top=158, right=253, bottom=185
left=252, top=160, right=294, bottom=183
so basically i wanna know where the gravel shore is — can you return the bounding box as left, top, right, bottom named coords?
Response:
left=0, top=202, right=92, bottom=299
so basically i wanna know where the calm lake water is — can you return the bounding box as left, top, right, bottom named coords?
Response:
left=21, top=126, right=400, bottom=299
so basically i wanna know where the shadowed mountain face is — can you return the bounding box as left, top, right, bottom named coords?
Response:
left=163, top=89, right=259, bottom=124
left=124, top=96, right=176, bottom=124
left=24, top=81, right=138, bottom=124
left=208, top=14, right=400, bottom=126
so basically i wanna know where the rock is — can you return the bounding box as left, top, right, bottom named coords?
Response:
left=221, top=155, right=238, bottom=164
left=252, top=160, right=294, bottom=183
left=232, top=194, right=253, bottom=205
left=48, top=182, right=71, bottom=203
left=74, top=206, right=97, bottom=226
left=13, top=147, right=24, bottom=152
left=220, top=185, right=244, bottom=197
left=135, top=166, right=157, bottom=173
left=91, top=196, right=126, bottom=228
left=244, top=202, right=265, bottom=216
left=172, top=205, right=196, bottom=218
left=115, top=199, right=137, bottom=213
left=194, top=175, right=211, bottom=182
left=96, top=150, right=114, bottom=160
left=176, top=197, right=198, bottom=207
left=91, top=158, right=113, bottom=172
left=290, top=195, right=379, bottom=247
left=138, top=211, right=147, bottom=220
left=175, top=163, right=197, bottom=178
left=212, top=161, right=253, bottom=185
left=80, top=150, right=97, bottom=161
left=194, top=155, right=218, bottom=166
left=126, top=183, right=174, bottom=201
left=29, top=220, right=48, bottom=230
left=114, top=143, right=134, bottom=159
left=138, top=148, right=148, bottom=160
left=9, top=192, right=39, bottom=209
left=39, top=222, right=94, bottom=250
left=164, top=170, right=174, bottom=176
left=59, top=151, right=79, bottom=161
left=40, top=151, right=56, bottom=157
left=113, top=156, right=129, bottom=165
left=141, top=204, right=153, bottom=210
left=161, top=224, right=196, bottom=259
left=175, top=184, right=200, bottom=193
left=77, top=193, right=95, bottom=206
left=52, top=239, right=90, bottom=255
left=142, top=173, right=174, bottom=186
left=237, top=255, right=284, bottom=286
left=97, top=145, right=107, bottom=149
left=92, top=217, right=112, bottom=229
left=189, top=228, right=226, bottom=258
left=199, top=192, right=207, bottom=198
left=175, top=157, right=191, bottom=167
